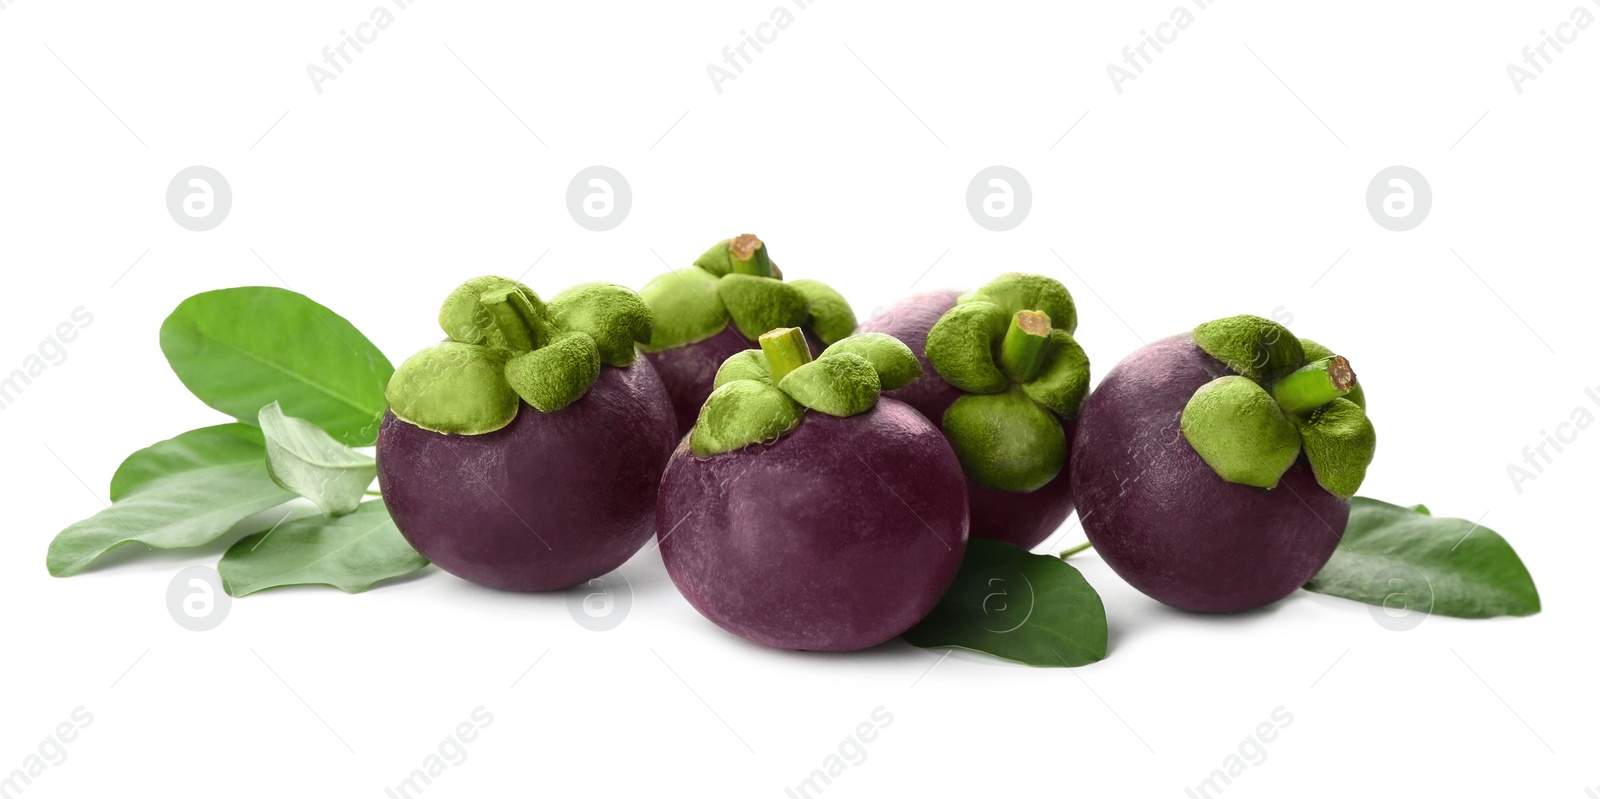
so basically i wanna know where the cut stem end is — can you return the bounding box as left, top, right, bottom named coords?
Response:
left=729, top=233, right=774, bottom=277
left=759, top=327, right=812, bottom=382
left=1273, top=356, right=1355, bottom=416
left=1000, top=310, right=1053, bottom=382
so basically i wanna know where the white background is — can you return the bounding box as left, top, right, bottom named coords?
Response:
left=2, top=1, right=1596, bottom=796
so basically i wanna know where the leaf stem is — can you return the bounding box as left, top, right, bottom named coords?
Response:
left=1000, top=310, right=1052, bottom=382
left=1273, top=356, right=1355, bottom=416
left=759, top=327, right=812, bottom=382
left=1059, top=541, right=1093, bottom=559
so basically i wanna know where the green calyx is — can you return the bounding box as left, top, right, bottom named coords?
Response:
left=386, top=277, right=653, bottom=434
left=637, top=234, right=858, bottom=351
left=1181, top=314, right=1376, bottom=497
left=690, top=329, right=921, bottom=457
left=925, top=273, right=1089, bottom=492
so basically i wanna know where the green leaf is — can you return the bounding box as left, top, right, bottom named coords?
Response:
left=48, top=464, right=293, bottom=577
left=259, top=402, right=376, bottom=516
left=1304, top=497, right=1540, bottom=618
left=903, top=539, right=1107, bottom=667
left=219, top=502, right=428, bottom=596
left=109, top=424, right=266, bottom=502
left=160, top=286, right=394, bottom=446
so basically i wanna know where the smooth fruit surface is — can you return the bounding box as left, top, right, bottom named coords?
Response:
left=377, top=359, right=677, bottom=591
left=860, top=291, right=1074, bottom=550
left=657, top=398, right=968, bottom=651
left=1070, top=334, right=1348, bottom=613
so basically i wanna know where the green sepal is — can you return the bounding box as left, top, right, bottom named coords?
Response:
left=1295, top=398, right=1377, bottom=498
left=439, top=277, right=551, bottom=352
left=638, top=267, right=729, bottom=352
left=690, top=380, right=805, bottom=457
left=713, top=349, right=773, bottom=389
left=386, top=342, right=518, bottom=435
left=1021, top=330, right=1090, bottom=419
left=961, top=273, right=1078, bottom=336
left=942, top=388, right=1067, bottom=492
left=504, top=332, right=601, bottom=413
left=719, top=275, right=810, bottom=340
left=820, top=333, right=921, bottom=390
left=925, top=301, right=1010, bottom=394
left=1191, top=315, right=1305, bottom=382
left=692, top=238, right=739, bottom=277
left=1180, top=376, right=1300, bottom=489
left=789, top=279, right=857, bottom=345
left=779, top=352, right=881, bottom=417
left=546, top=282, right=653, bottom=366
left=1300, top=338, right=1366, bottom=409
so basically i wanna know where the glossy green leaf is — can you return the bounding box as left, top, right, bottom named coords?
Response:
left=903, top=539, right=1107, bottom=667
left=160, top=286, right=394, bottom=446
left=259, top=402, right=376, bottom=516
left=1304, top=497, right=1540, bottom=618
left=219, top=502, right=428, bottom=596
left=109, top=424, right=266, bottom=502
left=48, top=464, right=294, bottom=577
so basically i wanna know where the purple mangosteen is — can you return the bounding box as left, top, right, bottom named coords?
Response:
left=1070, top=315, right=1376, bottom=613
left=377, top=277, right=677, bottom=591
left=858, top=275, right=1090, bottom=551
left=656, top=327, right=969, bottom=651
left=639, top=234, right=855, bottom=435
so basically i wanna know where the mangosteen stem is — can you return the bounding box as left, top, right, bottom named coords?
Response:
left=479, top=285, right=547, bottom=353
left=1272, top=356, right=1355, bottom=416
left=760, top=327, right=812, bottom=382
left=1059, top=541, right=1092, bottom=559
left=999, top=310, right=1053, bottom=382
left=729, top=233, right=775, bottom=278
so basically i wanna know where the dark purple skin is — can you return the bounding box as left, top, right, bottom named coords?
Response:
left=644, top=326, right=824, bottom=437
left=1070, top=334, right=1349, bottom=613
left=376, top=359, right=678, bottom=592
left=859, top=291, right=1076, bottom=551
left=657, top=398, right=969, bottom=651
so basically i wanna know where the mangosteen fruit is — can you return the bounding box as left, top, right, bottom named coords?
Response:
left=858, top=274, right=1090, bottom=550
left=377, top=277, right=677, bottom=591
left=638, top=234, right=857, bottom=435
left=656, top=327, right=969, bottom=651
left=1070, top=314, right=1377, bottom=613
